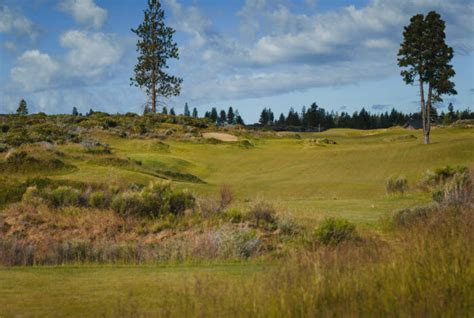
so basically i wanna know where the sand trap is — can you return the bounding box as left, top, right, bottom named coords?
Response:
left=202, top=132, right=238, bottom=142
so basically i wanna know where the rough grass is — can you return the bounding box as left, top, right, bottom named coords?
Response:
left=0, top=206, right=471, bottom=317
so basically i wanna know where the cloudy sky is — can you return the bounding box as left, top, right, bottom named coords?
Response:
left=0, top=0, right=473, bottom=122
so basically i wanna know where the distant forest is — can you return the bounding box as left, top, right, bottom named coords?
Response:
left=202, top=102, right=474, bottom=131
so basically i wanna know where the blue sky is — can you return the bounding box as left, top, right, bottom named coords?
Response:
left=0, top=0, right=473, bottom=122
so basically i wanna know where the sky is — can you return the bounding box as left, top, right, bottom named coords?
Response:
left=0, top=0, right=473, bottom=123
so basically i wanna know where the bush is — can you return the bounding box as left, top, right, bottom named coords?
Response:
left=44, top=186, right=81, bottom=208
left=111, top=191, right=145, bottom=217
left=225, top=209, right=243, bottom=223
left=393, top=206, right=433, bottom=227
left=386, top=176, right=408, bottom=195
left=314, top=218, right=357, bottom=245
left=434, top=171, right=472, bottom=206
left=422, top=166, right=468, bottom=187
left=169, top=191, right=195, bottom=216
left=88, top=191, right=111, bottom=209
left=219, top=184, right=233, bottom=210
left=248, top=203, right=276, bottom=227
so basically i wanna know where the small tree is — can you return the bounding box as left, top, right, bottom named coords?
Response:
left=131, top=0, right=182, bottom=113
left=162, top=106, right=168, bottom=115
left=16, top=99, right=28, bottom=115
left=184, top=102, right=190, bottom=117
left=192, top=107, right=198, bottom=118
left=72, top=106, right=79, bottom=116
left=210, top=108, right=218, bottom=123
left=170, top=108, right=176, bottom=116
left=398, top=11, right=456, bottom=144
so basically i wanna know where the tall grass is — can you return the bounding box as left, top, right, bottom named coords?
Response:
left=111, top=205, right=473, bottom=317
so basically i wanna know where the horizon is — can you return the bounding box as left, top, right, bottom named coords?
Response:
left=0, top=0, right=473, bottom=122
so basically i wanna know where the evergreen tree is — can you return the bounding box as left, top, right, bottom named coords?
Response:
left=277, top=113, right=286, bottom=126
left=170, top=108, right=176, bottom=116
left=162, top=106, right=168, bottom=115
left=259, top=108, right=269, bottom=126
left=87, top=108, right=94, bottom=116
left=131, top=0, right=182, bottom=113
left=227, top=107, right=235, bottom=124
left=72, top=106, right=79, bottom=116
left=398, top=11, right=456, bottom=144
left=16, top=99, right=28, bottom=115
left=218, top=109, right=227, bottom=125
left=192, top=107, right=198, bottom=118
left=235, top=110, right=245, bottom=125
left=184, top=102, right=190, bottom=116
left=210, top=108, right=218, bottom=123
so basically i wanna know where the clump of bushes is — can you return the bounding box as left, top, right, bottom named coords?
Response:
left=392, top=206, right=433, bottom=228
left=247, top=203, right=276, bottom=228
left=314, top=218, right=357, bottom=245
left=422, top=165, right=468, bottom=187
left=386, top=176, right=408, bottom=195
left=112, top=182, right=195, bottom=218
left=433, top=170, right=472, bottom=206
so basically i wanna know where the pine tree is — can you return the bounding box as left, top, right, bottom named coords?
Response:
left=16, top=99, right=28, bottom=115
left=131, top=0, right=182, bottom=113
left=162, top=106, right=168, bottom=115
left=170, top=108, right=176, bottom=116
left=192, top=107, right=198, bottom=118
left=235, top=110, right=244, bottom=125
left=210, top=108, right=218, bottom=123
left=227, top=107, right=235, bottom=124
left=398, top=11, right=456, bottom=144
left=72, top=106, right=79, bottom=116
left=184, top=103, right=190, bottom=117
left=219, top=110, right=227, bottom=125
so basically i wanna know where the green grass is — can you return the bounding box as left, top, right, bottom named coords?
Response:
left=0, top=264, right=264, bottom=317
left=40, top=126, right=473, bottom=225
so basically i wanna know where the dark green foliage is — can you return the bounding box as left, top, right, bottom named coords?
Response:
left=0, top=177, right=27, bottom=207
left=184, top=103, right=190, bottom=117
left=192, top=107, right=198, bottom=118
left=314, top=218, right=357, bottom=245
left=72, top=107, right=79, bottom=116
left=131, top=0, right=182, bottom=113
left=16, top=99, right=28, bottom=116
left=398, top=11, right=456, bottom=144
left=424, top=165, right=468, bottom=186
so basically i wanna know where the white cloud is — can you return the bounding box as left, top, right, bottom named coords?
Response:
left=10, top=50, right=60, bottom=92
left=0, top=4, right=38, bottom=39
left=60, top=30, right=123, bottom=78
left=59, top=0, right=107, bottom=29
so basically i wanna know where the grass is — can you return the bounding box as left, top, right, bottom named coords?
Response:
left=0, top=263, right=264, bottom=317
left=40, top=126, right=473, bottom=225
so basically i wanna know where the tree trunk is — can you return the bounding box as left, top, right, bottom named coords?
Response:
left=425, top=83, right=433, bottom=145
left=419, top=79, right=428, bottom=144
left=151, top=66, right=157, bottom=113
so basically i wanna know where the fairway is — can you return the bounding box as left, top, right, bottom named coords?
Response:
left=47, top=126, right=474, bottom=224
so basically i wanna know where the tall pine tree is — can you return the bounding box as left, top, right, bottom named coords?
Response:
left=131, top=0, right=182, bottom=113
left=398, top=11, right=456, bottom=144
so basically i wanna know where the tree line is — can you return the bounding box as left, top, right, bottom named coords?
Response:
left=254, top=102, right=473, bottom=131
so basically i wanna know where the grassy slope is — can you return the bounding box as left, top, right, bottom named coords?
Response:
left=51, top=126, right=474, bottom=224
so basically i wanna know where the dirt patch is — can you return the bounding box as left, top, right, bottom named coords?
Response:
left=202, top=132, right=238, bottom=142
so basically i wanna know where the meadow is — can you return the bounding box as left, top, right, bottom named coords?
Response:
left=0, top=114, right=473, bottom=316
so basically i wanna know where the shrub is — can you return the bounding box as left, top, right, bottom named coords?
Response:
left=225, top=209, right=243, bottom=223
left=44, top=186, right=81, bottom=208
left=248, top=203, right=276, bottom=227
left=88, top=191, right=111, bottom=209
left=111, top=191, right=145, bottom=217
left=219, top=184, right=233, bottom=210
left=278, top=217, right=298, bottom=235
left=434, top=171, right=472, bottom=206
left=314, top=218, right=357, bottom=245
left=393, top=206, right=433, bottom=227
left=386, top=176, right=408, bottom=195
left=422, top=165, right=468, bottom=187
left=169, top=191, right=195, bottom=216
